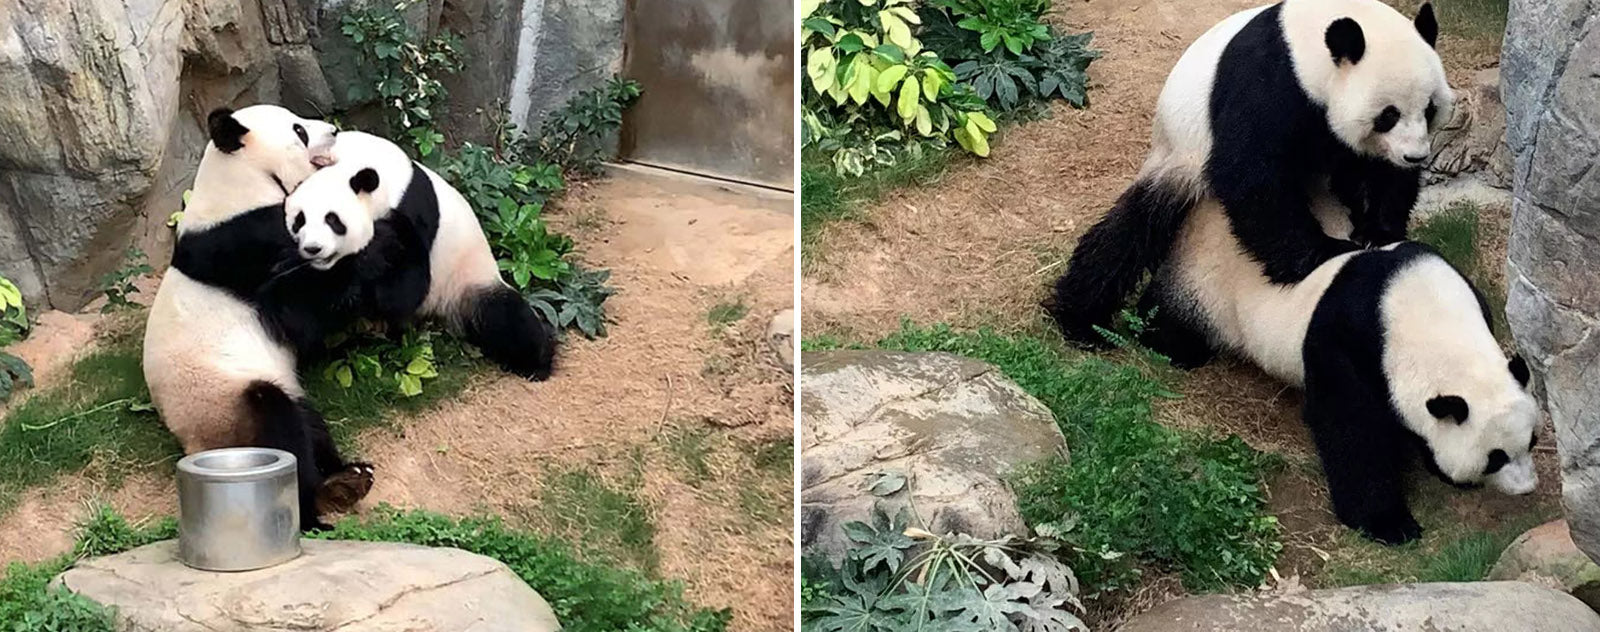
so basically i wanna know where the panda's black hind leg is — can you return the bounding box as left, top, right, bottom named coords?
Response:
left=462, top=285, right=556, bottom=380
left=243, top=381, right=372, bottom=531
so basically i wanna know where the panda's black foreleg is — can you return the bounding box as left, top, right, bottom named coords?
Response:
left=1302, top=349, right=1421, bottom=545
left=358, top=220, right=431, bottom=331
left=1133, top=282, right=1216, bottom=370
left=1362, top=164, right=1422, bottom=247
left=462, top=285, right=557, bottom=380
left=1048, top=178, right=1199, bottom=349
left=1208, top=152, right=1359, bottom=284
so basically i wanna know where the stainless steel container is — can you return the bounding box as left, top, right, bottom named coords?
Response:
left=176, top=447, right=301, bottom=571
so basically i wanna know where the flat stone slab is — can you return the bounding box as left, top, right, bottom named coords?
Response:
left=57, top=539, right=561, bottom=631
left=801, top=350, right=1066, bottom=561
left=1118, top=581, right=1600, bottom=632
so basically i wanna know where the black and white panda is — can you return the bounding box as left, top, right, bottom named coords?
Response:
left=1049, top=0, right=1452, bottom=347
left=277, top=131, right=557, bottom=379
left=1138, top=194, right=1537, bottom=544
left=143, top=105, right=373, bottom=531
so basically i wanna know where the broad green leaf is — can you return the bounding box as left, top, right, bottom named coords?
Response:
left=405, top=356, right=432, bottom=375
left=835, top=32, right=866, bottom=53
left=336, top=365, right=354, bottom=388
left=875, top=64, right=908, bottom=94
left=879, top=11, right=912, bottom=49
left=915, top=104, right=933, bottom=136
left=888, top=6, right=919, bottom=24
left=922, top=70, right=942, bottom=101
left=806, top=46, right=835, bottom=93
left=965, top=120, right=992, bottom=156
left=397, top=373, right=423, bottom=397
left=800, top=0, right=822, bottom=18
left=897, top=76, right=920, bottom=121
left=848, top=64, right=874, bottom=105
left=969, top=110, right=998, bottom=132
left=873, top=43, right=905, bottom=63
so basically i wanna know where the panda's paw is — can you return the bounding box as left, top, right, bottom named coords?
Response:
left=315, top=463, right=376, bottom=514
left=1359, top=512, right=1423, bottom=546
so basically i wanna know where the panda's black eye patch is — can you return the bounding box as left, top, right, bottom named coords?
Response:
left=291, top=211, right=305, bottom=233
left=293, top=123, right=308, bottom=146
left=1374, top=106, right=1401, bottom=133
left=1484, top=449, right=1509, bottom=475
left=326, top=214, right=347, bottom=236
left=1424, top=100, right=1438, bottom=125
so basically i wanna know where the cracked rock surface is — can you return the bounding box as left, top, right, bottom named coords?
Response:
left=799, top=350, right=1066, bottom=562
left=1502, top=0, right=1600, bottom=564
left=1119, top=582, right=1600, bottom=632
left=56, top=539, right=561, bottom=631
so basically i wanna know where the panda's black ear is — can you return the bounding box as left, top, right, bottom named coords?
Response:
left=1427, top=395, right=1469, bottom=424
left=349, top=168, right=380, bottom=195
left=1415, top=3, right=1438, bottom=49
left=1509, top=355, right=1531, bottom=388
left=208, top=108, right=248, bottom=153
left=1325, top=17, right=1366, bottom=65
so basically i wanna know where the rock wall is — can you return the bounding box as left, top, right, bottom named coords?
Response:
left=1502, top=0, right=1600, bottom=563
left=0, top=0, right=622, bottom=311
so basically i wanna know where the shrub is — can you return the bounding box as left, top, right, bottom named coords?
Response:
left=520, top=77, right=643, bottom=175
left=340, top=0, right=464, bottom=157
left=921, top=0, right=1100, bottom=111
left=94, top=248, right=153, bottom=313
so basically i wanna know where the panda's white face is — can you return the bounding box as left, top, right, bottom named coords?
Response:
left=1318, top=4, right=1454, bottom=168
left=284, top=167, right=380, bottom=270
left=214, top=105, right=339, bottom=192
left=1421, top=379, right=1539, bottom=496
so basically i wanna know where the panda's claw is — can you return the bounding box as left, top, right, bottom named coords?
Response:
left=315, top=463, right=376, bottom=515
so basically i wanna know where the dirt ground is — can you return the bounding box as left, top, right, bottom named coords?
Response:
left=0, top=169, right=796, bottom=631
left=801, top=0, right=1552, bottom=625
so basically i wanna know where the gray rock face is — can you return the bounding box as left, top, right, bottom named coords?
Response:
left=1427, top=67, right=1511, bottom=188
left=1488, top=518, right=1600, bottom=611
left=800, top=351, right=1067, bottom=562
left=1118, top=582, right=1600, bottom=632
left=58, top=539, right=562, bottom=631
left=1502, top=0, right=1600, bottom=564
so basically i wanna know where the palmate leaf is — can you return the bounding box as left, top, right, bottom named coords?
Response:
left=841, top=506, right=914, bottom=574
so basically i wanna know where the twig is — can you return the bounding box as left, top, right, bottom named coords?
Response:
left=22, top=398, right=139, bottom=431
left=656, top=374, right=675, bottom=433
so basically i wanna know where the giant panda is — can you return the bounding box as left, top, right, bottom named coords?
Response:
left=275, top=131, right=557, bottom=379
left=1137, top=193, right=1538, bottom=544
left=143, top=105, right=373, bottom=531
left=1048, top=0, right=1452, bottom=347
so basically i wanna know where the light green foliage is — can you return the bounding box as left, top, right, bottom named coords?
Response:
left=706, top=298, right=750, bottom=328
left=0, top=505, right=727, bottom=632
left=802, top=0, right=997, bottom=173
left=321, top=326, right=443, bottom=398
left=520, top=77, right=643, bottom=175
left=0, top=275, right=27, bottom=346
left=802, top=506, right=1088, bottom=631
left=524, top=264, right=616, bottom=339
left=95, top=248, right=153, bottom=313
left=809, top=322, right=1281, bottom=593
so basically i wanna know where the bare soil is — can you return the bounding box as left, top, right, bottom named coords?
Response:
left=801, top=0, right=1549, bottom=625
left=0, top=170, right=796, bottom=632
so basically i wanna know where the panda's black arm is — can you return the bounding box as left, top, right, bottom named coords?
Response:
left=356, top=216, right=430, bottom=327
left=1359, top=164, right=1422, bottom=247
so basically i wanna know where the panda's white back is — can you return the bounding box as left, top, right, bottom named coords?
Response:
left=1145, top=5, right=1266, bottom=184
left=415, top=164, right=502, bottom=319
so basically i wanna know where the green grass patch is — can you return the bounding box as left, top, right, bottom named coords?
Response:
left=1315, top=487, right=1554, bottom=587
left=704, top=299, right=749, bottom=329
left=525, top=464, right=659, bottom=572
left=0, top=334, right=178, bottom=514
left=1, top=505, right=727, bottom=632
left=807, top=322, right=1281, bottom=593
left=1411, top=202, right=1510, bottom=342
left=663, top=426, right=716, bottom=485
left=800, top=150, right=953, bottom=258
left=751, top=437, right=792, bottom=475
left=1432, top=0, right=1507, bottom=42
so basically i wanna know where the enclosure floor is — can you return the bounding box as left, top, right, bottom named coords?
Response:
left=0, top=170, right=796, bottom=631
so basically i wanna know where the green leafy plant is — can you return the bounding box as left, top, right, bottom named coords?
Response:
left=96, top=248, right=153, bottom=313
left=520, top=77, right=643, bottom=175
left=802, top=0, right=1000, bottom=170
left=0, top=352, right=31, bottom=405
left=524, top=264, right=617, bottom=339
left=340, top=0, right=465, bottom=156
left=0, top=275, right=27, bottom=347
left=803, top=505, right=1088, bottom=631
left=921, top=1, right=1099, bottom=110
left=323, top=326, right=441, bottom=397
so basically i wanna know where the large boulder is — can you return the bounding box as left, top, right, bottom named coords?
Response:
left=1117, top=582, right=1600, bottom=632
left=1488, top=518, right=1600, bottom=611
left=800, top=350, right=1067, bottom=562
left=1502, top=0, right=1600, bottom=564
left=57, top=539, right=562, bottom=631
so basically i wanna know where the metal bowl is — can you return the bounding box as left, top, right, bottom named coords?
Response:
left=176, top=447, right=301, bottom=571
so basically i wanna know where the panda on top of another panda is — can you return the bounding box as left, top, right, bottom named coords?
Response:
left=1049, top=0, right=1451, bottom=346
left=273, top=130, right=557, bottom=379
